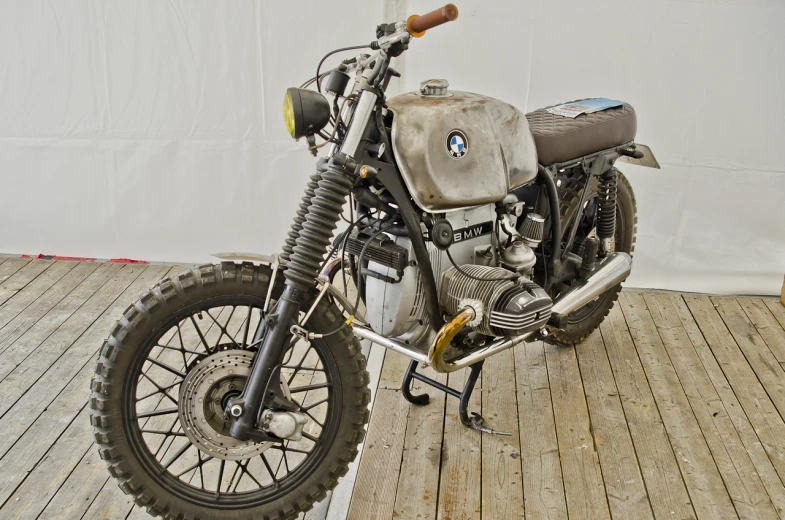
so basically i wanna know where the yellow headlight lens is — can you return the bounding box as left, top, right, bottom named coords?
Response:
left=283, top=91, right=296, bottom=137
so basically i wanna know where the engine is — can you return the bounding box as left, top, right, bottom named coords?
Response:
left=359, top=201, right=553, bottom=343
left=439, top=265, right=552, bottom=336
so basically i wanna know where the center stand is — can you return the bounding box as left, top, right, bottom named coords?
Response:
left=400, top=359, right=510, bottom=435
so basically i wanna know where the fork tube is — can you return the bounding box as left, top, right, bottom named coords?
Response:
left=229, top=286, right=304, bottom=440
left=341, top=90, right=377, bottom=158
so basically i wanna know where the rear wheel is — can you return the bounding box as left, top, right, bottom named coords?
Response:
left=90, top=262, right=370, bottom=519
left=549, top=168, right=637, bottom=345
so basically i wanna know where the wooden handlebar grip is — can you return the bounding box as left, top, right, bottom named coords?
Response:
left=407, top=4, right=458, bottom=37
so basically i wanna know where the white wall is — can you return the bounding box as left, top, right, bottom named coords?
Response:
left=1, top=0, right=783, bottom=295
left=0, top=1, right=381, bottom=263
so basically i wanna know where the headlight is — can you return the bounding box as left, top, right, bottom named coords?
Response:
left=283, top=88, right=331, bottom=139
left=283, top=91, right=296, bottom=137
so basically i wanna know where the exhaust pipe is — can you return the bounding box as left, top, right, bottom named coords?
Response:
left=550, top=252, right=632, bottom=320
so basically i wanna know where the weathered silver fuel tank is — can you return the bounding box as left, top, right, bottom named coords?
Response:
left=386, top=85, right=538, bottom=212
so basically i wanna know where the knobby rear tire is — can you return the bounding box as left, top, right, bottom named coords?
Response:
left=549, top=168, right=637, bottom=345
left=90, top=262, right=370, bottom=520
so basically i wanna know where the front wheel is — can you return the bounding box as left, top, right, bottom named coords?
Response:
left=90, top=262, right=370, bottom=520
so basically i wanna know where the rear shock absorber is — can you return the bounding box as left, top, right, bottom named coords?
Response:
left=596, top=168, right=618, bottom=255
left=284, top=165, right=354, bottom=289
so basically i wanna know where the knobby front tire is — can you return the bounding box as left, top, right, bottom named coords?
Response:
left=90, top=262, right=370, bottom=520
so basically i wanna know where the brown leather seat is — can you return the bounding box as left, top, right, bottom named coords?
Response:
left=525, top=101, right=637, bottom=166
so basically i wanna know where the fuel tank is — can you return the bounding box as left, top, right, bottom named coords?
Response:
left=386, top=86, right=538, bottom=213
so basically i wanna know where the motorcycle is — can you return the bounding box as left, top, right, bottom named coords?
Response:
left=90, top=4, right=657, bottom=519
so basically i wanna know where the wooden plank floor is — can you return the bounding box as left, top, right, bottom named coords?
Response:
left=0, top=256, right=383, bottom=520
left=0, top=257, right=185, bottom=520
left=349, top=292, right=785, bottom=520
left=2, top=256, right=785, bottom=520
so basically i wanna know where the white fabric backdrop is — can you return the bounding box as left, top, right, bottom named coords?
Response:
left=0, top=0, right=783, bottom=295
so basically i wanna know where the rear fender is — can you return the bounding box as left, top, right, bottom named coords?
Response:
left=618, top=143, right=660, bottom=169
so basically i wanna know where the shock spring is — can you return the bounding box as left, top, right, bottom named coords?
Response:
left=596, top=168, right=618, bottom=243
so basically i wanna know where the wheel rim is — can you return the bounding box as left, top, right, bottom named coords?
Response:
left=123, top=295, right=341, bottom=508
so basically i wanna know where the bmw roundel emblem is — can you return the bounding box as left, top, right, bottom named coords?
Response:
left=447, top=130, right=468, bottom=159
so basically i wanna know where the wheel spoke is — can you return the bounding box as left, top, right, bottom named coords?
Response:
left=281, top=447, right=290, bottom=475
left=288, top=382, right=330, bottom=394
left=241, top=306, right=253, bottom=349
left=301, top=397, right=329, bottom=411
left=281, top=365, right=325, bottom=372
left=226, top=461, right=242, bottom=493
left=270, top=445, right=312, bottom=455
left=189, top=315, right=212, bottom=354
left=174, top=458, right=203, bottom=478
left=198, top=452, right=212, bottom=490
left=301, top=431, right=319, bottom=444
left=260, top=453, right=278, bottom=488
left=138, top=378, right=182, bottom=401
left=138, top=372, right=179, bottom=405
left=137, top=407, right=179, bottom=419
left=161, top=442, right=191, bottom=470
left=303, top=409, right=324, bottom=428
left=230, top=461, right=244, bottom=492
left=244, top=460, right=266, bottom=489
left=146, top=358, right=186, bottom=379
left=206, top=308, right=241, bottom=350
left=156, top=342, right=207, bottom=359
left=286, top=345, right=316, bottom=385
left=215, top=459, right=226, bottom=498
left=149, top=417, right=180, bottom=456
left=141, top=429, right=186, bottom=437
left=175, top=322, right=189, bottom=368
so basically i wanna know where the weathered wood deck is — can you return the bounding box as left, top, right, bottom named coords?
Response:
left=0, top=256, right=784, bottom=519
left=348, top=287, right=785, bottom=519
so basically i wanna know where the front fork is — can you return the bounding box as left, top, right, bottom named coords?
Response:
left=228, top=89, right=377, bottom=441
left=226, top=157, right=356, bottom=442
left=227, top=285, right=307, bottom=441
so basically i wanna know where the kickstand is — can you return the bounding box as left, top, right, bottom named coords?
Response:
left=401, top=359, right=511, bottom=436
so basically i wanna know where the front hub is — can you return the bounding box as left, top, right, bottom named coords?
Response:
left=178, top=350, right=273, bottom=461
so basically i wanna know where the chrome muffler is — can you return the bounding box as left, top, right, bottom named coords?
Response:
left=352, top=251, right=632, bottom=373
left=550, top=252, right=632, bottom=319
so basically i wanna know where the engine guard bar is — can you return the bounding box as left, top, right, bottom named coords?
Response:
left=351, top=251, right=632, bottom=373
left=212, top=251, right=631, bottom=373
left=352, top=322, right=534, bottom=373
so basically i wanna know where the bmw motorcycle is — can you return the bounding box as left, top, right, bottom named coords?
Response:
left=90, top=4, right=657, bottom=519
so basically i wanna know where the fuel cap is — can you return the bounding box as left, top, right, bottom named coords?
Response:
left=419, top=79, right=449, bottom=96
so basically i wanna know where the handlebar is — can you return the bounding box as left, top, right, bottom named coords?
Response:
left=407, top=4, right=459, bottom=37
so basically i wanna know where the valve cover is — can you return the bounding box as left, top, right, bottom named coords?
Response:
left=439, top=265, right=552, bottom=337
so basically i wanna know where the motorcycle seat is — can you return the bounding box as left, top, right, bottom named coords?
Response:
left=525, top=101, right=637, bottom=166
